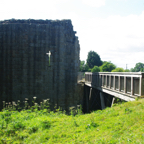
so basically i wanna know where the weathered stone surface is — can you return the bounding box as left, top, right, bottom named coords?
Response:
left=0, top=19, right=81, bottom=111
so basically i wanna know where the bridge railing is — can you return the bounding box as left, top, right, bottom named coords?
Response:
left=77, top=72, right=85, bottom=82
left=85, top=72, right=144, bottom=97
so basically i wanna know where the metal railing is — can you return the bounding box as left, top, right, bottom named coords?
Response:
left=85, top=72, right=144, bottom=97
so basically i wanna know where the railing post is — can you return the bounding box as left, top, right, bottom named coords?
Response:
left=124, top=76, right=126, bottom=93
left=119, top=76, right=120, bottom=92
left=106, top=75, right=107, bottom=87
left=86, top=74, right=88, bottom=82
left=109, top=75, right=111, bottom=89
left=131, top=76, right=134, bottom=95
left=139, top=76, right=142, bottom=96
left=102, top=75, right=104, bottom=87
left=94, top=74, right=96, bottom=86
left=87, top=74, right=88, bottom=82
left=99, top=75, right=101, bottom=87
left=101, top=75, right=102, bottom=87
left=91, top=74, right=93, bottom=84
left=97, top=74, right=99, bottom=87
left=113, top=76, right=115, bottom=90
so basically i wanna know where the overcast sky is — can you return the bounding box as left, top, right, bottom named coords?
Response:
left=0, top=0, right=144, bottom=69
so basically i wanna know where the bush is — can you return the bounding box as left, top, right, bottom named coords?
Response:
left=91, top=66, right=100, bottom=72
left=100, top=61, right=116, bottom=72
left=112, top=67, right=124, bottom=72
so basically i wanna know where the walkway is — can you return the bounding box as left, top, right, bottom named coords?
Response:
left=85, top=72, right=144, bottom=101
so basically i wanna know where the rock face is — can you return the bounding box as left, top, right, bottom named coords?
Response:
left=0, top=19, right=81, bottom=111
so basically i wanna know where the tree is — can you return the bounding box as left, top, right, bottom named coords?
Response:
left=79, top=60, right=89, bottom=72
left=130, top=68, right=135, bottom=72
left=86, top=51, right=102, bottom=69
left=79, top=60, right=85, bottom=72
left=112, top=67, right=124, bottom=72
left=91, top=66, right=100, bottom=72
left=100, top=61, right=116, bottom=72
left=125, top=69, right=130, bottom=72
left=102, top=61, right=107, bottom=65
left=88, top=68, right=92, bottom=72
left=133, top=62, right=144, bottom=72
left=84, top=63, right=90, bottom=72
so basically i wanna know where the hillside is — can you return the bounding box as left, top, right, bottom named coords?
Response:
left=0, top=99, right=144, bottom=143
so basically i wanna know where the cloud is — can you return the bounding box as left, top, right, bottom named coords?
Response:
left=81, top=0, right=105, bottom=7
left=0, top=0, right=70, bottom=20
left=78, top=11, right=144, bottom=69
left=0, top=0, right=144, bottom=69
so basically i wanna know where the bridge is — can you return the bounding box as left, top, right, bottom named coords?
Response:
left=83, top=72, right=144, bottom=112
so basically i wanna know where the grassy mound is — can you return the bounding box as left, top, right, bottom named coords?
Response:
left=0, top=99, right=144, bottom=143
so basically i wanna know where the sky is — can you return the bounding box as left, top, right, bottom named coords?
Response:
left=0, top=0, right=144, bottom=69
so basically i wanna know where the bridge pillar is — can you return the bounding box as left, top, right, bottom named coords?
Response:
left=110, top=97, right=115, bottom=107
left=100, top=92, right=115, bottom=109
left=89, top=88, right=92, bottom=111
left=100, top=92, right=105, bottom=110
left=83, top=85, right=90, bottom=113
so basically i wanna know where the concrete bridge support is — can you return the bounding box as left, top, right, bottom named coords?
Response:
left=83, top=85, right=116, bottom=113
left=100, top=92, right=105, bottom=110
left=83, top=72, right=144, bottom=112
left=83, top=85, right=90, bottom=113
left=100, top=92, right=115, bottom=110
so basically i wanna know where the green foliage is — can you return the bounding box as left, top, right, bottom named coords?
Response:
left=84, top=63, right=89, bottom=72
left=79, top=61, right=89, bottom=72
left=102, top=61, right=107, bottom=65
left=41, top=119, right=51, bottom=130
left=79, top=60, right=85, bottom=72
left=100, top=61, right=116, bottom=72
left=0, top=99, right=144, bottom=143
left=88, top=68, right=91, bottom=72
left=112, top=67, right=124, bottom=72
left=91, top=66, right=100, bottom=72
left=130, top=68, right=135, bottom=72
left=86, top=51, right=102, bottom=69
left=125, top=69, right=130, bottom=72
left=132, top=62, right=144, bottom=72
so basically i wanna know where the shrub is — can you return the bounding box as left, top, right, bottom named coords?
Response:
left=112, top=67, right=124, bottom=72
left=91, top=66, right=100, bottom=72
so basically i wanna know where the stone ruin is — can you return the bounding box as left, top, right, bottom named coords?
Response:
left=0, top=19, right=83, bottom=111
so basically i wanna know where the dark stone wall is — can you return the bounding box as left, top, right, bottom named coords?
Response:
left=0, top=19, right=80, bottom=111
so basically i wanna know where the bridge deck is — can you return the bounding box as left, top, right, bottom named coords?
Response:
left=85, top=72, right=144, bottom=101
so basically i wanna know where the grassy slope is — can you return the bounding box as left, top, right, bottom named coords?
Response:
left=0, top=99, right=144, bottom=144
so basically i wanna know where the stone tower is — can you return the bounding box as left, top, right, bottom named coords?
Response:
left=0, top=19, right=81, bottom=110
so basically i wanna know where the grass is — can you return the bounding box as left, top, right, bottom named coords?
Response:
left=0, top=98, right=144, bottom=144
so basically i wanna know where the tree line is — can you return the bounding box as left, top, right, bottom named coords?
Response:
left=79, top=51, right=144, bottom=72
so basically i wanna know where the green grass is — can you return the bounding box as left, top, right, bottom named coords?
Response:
left=0, top=99, right=144, bottom=144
